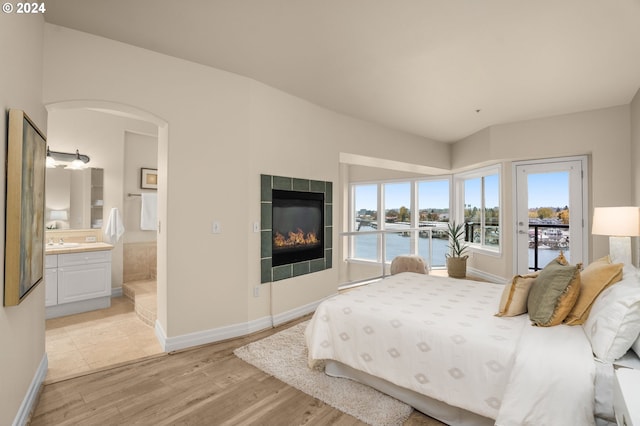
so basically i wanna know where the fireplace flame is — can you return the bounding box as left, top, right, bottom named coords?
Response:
left=274, top=228, right=319, bottom=248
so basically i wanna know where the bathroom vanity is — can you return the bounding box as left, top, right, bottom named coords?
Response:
left=45, top=242, right=113, bottom=319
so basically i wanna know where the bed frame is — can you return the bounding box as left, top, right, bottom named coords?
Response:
left=325, top=360, right=493, bottom=426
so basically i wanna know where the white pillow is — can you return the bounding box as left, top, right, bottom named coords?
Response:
left=633, top=336, right=640, bottom=357
left=582, top=264, right=640, bottom=362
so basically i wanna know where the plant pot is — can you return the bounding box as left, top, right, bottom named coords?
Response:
left=446, top=255, right=468, bottom=278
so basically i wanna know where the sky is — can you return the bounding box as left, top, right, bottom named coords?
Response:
left=354, top=171, right=569, bottom=211
left=527, top=172, right=569, bottom=209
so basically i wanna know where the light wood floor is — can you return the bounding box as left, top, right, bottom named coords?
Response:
left=31, top=315, right=445, bottom=426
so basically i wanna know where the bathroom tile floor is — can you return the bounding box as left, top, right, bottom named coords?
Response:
left=45, top=296, right=163, bottom=382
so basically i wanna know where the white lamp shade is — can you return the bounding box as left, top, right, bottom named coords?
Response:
left=592, top=206, right=640, bottom=237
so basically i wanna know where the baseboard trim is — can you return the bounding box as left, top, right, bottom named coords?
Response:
left=45, top=296, right=111, bottom=319
left=467, top=267, right=506, bottom=284
left=156, top=294, right=335, bottom=353
left=13, top=353, right=48, bottom=426
left=271, top=294, right=336, bottom=326
left=111, top=287, right=123, bottom=298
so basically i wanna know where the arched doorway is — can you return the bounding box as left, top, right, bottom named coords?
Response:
left=44, top=100, right=169, bottom=379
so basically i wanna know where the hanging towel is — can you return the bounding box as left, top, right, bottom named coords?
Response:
left=104, top=207, right=125, bottom=243
left=140, top=193, right=158, bottom=231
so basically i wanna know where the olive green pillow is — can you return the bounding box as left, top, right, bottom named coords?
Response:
left=527, top=258, right=581, bottom=327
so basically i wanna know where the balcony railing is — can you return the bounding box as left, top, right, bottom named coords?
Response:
left=527, top=224, right=570, bottom=271
left=464, top=222, right=500, bottom=247
left=465, top=222, right=569, bottom=271
left=341, top=225, right=441, bottom=287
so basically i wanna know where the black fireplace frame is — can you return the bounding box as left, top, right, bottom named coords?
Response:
left=260, top=174, right=332, bottom=283
left=271, top=189, right=325, bottom=267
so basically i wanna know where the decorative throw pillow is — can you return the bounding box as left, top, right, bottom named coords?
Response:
left=582, top=264, right=640, bottom=362
left=496, top=272, right=539, bottom=317
left=564, top=256, right=623, bottom=325
left=527, top=257, right=581, bottom=327
left=632, top=335, right=640, bottom=358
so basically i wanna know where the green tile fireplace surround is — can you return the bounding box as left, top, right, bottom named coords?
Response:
left=260, top=174, right=333, bottom=283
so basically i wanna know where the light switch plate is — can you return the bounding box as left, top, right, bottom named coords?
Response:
left=212, top=221, right=222, bottom=234
left=253, top=222, right=260, bottom=233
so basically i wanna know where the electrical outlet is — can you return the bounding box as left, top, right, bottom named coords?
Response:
left=85, top=236, right=97, bottom=242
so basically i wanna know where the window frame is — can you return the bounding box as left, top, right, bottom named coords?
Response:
left=348, top=176, right=453, bottom=265
left=454, top=164, right=502, bottom=255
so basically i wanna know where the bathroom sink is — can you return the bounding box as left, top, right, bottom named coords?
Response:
left=49, top=242, right=82, bottom=248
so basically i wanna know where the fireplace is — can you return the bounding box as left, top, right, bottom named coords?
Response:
left=271, top=189, right=324, bottom=266
left=260, top=174, right=332, bottom=283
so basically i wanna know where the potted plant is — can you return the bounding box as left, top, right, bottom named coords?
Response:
left=445, top=221, right=469, bottom=278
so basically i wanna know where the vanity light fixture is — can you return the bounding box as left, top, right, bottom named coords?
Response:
left=65, top=150, right=88, bottom=170
left=46, top=147, right=57, bottom=168
left=46, top=147, right=91, bottom=170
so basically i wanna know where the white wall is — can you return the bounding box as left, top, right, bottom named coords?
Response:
left=632, top=89, right=640, bottom=205
left=0, top=12, right=46, bottom=426
left=43, top=24, right=449, bottom=338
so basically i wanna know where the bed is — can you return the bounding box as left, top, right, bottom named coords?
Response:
left=305, top=268, right=640, bottom=426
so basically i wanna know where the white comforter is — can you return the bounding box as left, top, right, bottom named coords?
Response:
left=305, top=272, right=596, bottom=425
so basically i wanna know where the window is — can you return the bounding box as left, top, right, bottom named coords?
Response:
left=349, top=178, right=450, bottom=267
left=383, top=182, right=411, bottom=262
left=456, top=165, right=501, bottom=252
left=352, top=184, right=378, bottom=261
left=418, top=180, right=450, bottom=265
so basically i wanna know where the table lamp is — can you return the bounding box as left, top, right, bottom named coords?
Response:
left=592, top=206, right=640, bottom=265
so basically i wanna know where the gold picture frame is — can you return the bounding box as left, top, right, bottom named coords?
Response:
left=4, top=109, right=46, bottom=306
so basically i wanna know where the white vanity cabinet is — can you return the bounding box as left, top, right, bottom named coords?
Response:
left=45, top=249, right=112, bottom=319
left=45, top=255, right=58, bottom=307
left=57, top=251, right=111, bottom=303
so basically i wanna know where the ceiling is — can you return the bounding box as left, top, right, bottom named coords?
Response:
left=44, top=0, right=640, bottom=142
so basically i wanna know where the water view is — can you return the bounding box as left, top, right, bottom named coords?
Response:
left=353, top=225, right=569, bottom=271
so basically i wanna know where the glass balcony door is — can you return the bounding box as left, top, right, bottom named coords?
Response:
left=514, top=157, right=588, bottom=274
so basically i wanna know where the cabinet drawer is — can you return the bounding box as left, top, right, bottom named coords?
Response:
left=45, top=255, right=58, bottom=268
left=58, top=250, right=111, bottom=267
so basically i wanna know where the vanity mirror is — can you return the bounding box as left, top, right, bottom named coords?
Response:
left=45, top=167, right=104, bottom=230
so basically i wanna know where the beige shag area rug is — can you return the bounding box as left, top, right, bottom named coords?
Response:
left=233, top=321, right=413, bottom=426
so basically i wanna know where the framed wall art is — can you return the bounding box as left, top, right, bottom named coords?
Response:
left=140, top=167, right=158, bottom=190
left=4, top=109, right=47, bottom=306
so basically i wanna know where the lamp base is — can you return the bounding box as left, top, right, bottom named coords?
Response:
left=609, top=236, right=632, bottom=265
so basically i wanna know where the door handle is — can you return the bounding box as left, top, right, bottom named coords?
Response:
left=518, top=230, right=527, bottom=234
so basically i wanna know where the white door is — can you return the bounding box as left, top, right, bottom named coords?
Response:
left=514, top=157, right=588, bottom=274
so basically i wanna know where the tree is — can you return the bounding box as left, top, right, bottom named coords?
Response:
left=398, top=206, right=410, bottom=222
left=558, top=209, right=570, bottom=224
left=426, top=209, right=440, bottom=221
left=537, top=207, right=555, bottom=219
